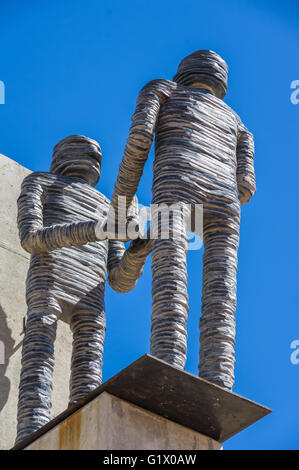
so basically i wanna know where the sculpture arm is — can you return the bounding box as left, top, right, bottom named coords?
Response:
left=236, top=120, right=256, bottom=205
left=111, top=79, right=175, bottom=218
left=17, top=173, right=98, bottom=254
left=107, top=234, right=153, bottom=293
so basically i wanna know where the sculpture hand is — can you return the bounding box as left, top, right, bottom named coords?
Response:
left=94, top=218, right=108, bottom=241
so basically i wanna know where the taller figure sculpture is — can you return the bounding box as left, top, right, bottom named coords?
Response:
left=111, top=50, right=256, bottom=391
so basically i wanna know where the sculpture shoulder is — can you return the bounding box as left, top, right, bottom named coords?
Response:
left=139, top=79, right=177, bottom=99
left=96, top=191, right=110, bottom=208
left=21, top=172, right=110, bottom=204
left=237, top=116, right=253, bottom=140
left=21, top=171, right=55, bottom=187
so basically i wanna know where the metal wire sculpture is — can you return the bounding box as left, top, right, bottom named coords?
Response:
left=111, top=50, right=256, bottom=392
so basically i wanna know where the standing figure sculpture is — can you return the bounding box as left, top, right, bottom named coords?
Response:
left=111, top=50, right=256, bottom=391
left=16, top=135, right=150, bottom=443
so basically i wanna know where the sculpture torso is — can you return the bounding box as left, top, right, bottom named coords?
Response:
left=153, top=83, right=240, bottom=217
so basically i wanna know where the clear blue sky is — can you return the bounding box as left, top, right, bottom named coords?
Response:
left=1, top=0, right=298, bottom=450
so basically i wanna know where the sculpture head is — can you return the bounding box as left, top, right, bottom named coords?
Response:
left=173, top=49, right=228, bottom=99
left=50, top=135, right=102, bottom=186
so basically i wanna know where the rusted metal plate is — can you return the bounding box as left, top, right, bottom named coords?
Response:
left=103, top=355, right=271, bottom=442
left=13, top=354, right=271, bottom=449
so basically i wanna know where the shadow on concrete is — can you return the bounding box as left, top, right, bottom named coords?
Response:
left=0, top=304, right=23, bottom=413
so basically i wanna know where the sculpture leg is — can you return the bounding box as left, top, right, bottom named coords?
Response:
left=150, top=205, right=189, bottom=369
left=16, top=295, right=60, bottom=444
left=69, top=308, right=106, bottom=404
left=199, top=214, right=240, bottom=391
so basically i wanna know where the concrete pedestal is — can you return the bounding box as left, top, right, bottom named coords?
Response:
left=13, top=355, right=271, bottom=451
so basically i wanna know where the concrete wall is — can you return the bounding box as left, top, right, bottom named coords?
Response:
left=25, top=392, right=222, bottom=450
left=0, top=155, right=72, bottom=449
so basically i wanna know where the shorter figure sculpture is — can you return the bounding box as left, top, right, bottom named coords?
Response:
left=16, top=135, right=151, bottom=443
